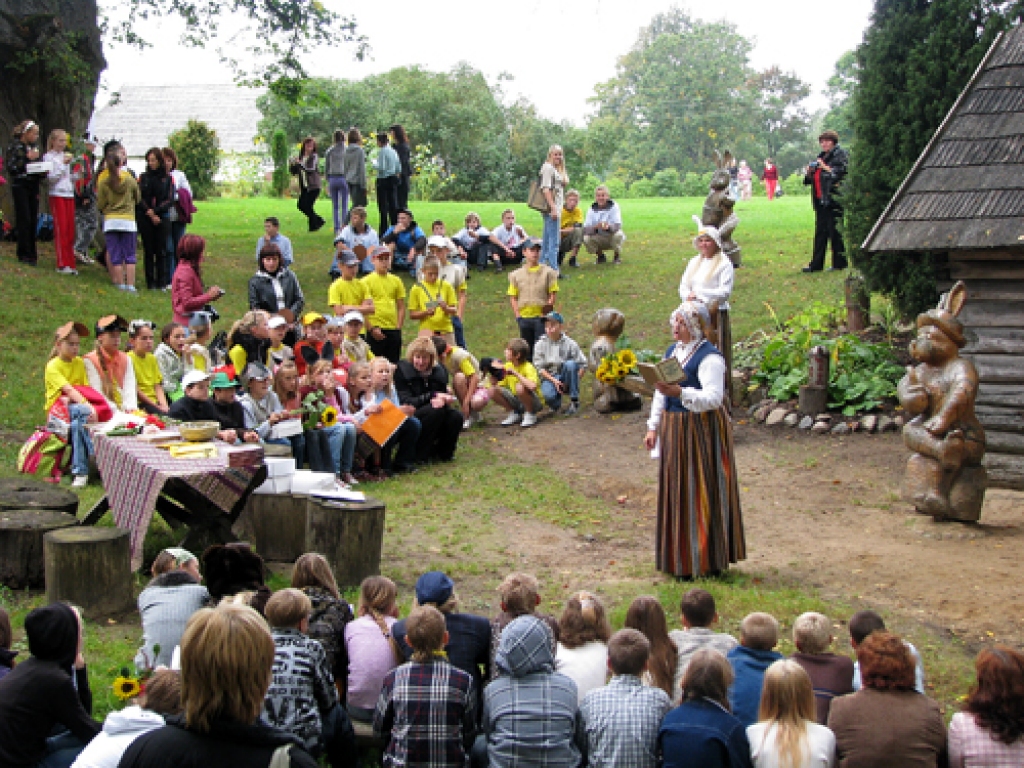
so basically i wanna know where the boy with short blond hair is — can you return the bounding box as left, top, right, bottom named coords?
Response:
left=789, top=611, right=854, bottom=724
left=263, top=588, right=355, bottom=767
left=726, top=612, right=783, bottom=727
left=488, top=572, right=559, bottom=681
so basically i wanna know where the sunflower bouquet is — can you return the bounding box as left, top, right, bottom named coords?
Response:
left=596, top=348, right=639, bottom=385
left=111, top=644, right=160, bottom=704
left=300, top=391, right=337, bottom=430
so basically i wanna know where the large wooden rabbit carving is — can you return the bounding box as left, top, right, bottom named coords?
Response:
left=702, top=150, right=742, bottom=267
left=897, top=281, right=987, bottom=521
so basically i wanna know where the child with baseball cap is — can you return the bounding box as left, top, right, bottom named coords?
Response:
left=532, top=312, right=587, bottom=415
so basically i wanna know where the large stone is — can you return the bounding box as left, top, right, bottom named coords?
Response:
left=766, top=408, right=789, bottom=426
left=894, top=415, right=905, bottom=428
left=877, top=415, right=895, bottom=433
left=812, top=421, right=831, bottom=434
left=754, top=404, right=773, bottom=423
left=798, top=416, right=814, bottom=430
left=860, top=414, right=878, bottom=433
left=832, top=423, right=851, bottom=435
left=783, top=412, right=800, bottom=427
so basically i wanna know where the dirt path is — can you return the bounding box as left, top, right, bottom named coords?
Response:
left=490, top=409, right=1024, bottom=647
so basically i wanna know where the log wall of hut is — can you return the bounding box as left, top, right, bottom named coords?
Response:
left=940, top=250, right=1024, bottom=490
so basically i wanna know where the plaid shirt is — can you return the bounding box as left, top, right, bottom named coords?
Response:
left=374, top=658, right=476, bottom=768
left=949, top=711, right=1024, bottom=767
left=578, top=675, right=672, bottom=768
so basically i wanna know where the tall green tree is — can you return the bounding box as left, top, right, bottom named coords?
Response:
left=822, top=51, right=858, bottom=144
left=847, top=0, right=1021, bottom=316
left=751, top=66, right=812, bottom=173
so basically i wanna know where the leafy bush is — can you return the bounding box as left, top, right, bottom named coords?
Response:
left=604, top=177, right=628, bottom=200
left=629, top=178, right=656, bottom=199
left=780, top=171, right=808, bottom=197
left=681, top=172, right=707, bottom=197
left=653, top=168, right=683, bottom=197
left=743, top=300, right=903, bottom=415
left=270, top=130, right=290, bottom=197
left=578, top=173, right=601, bottom=200
left=168, top=120, right=220, bottom=200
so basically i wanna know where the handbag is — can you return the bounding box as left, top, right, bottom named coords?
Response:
left=527, top=173, right=550, bottom=214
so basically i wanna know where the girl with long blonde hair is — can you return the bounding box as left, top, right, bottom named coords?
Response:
left=344, top=576, right=401, bottom=722
left=749, top=660, right=835, bottom=768
left=538, top=144, right=569, bottom=271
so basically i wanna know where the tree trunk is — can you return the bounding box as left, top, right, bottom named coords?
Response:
left=44, top=526, right=134, bottom=619
left=0, top=0, right=105, bottom=222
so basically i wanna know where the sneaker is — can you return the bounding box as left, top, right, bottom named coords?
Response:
left=568, top=256, right=578, bottom=268
left=57, top=267, right=77, bottom=275
left=521, top=412, right=538, bottom=428
left=501, top=412, right=522, bottom=426
left=342, top=472, right=359, bottom=486
left=117, top=284, right=127, bottom=291
left=463, top=418, right=473, bottom=430
left=75, top=252, right=95, bottom=265
left=71, top=475, right=88, bottom=489
left=566, top=401, right=579, bottom=415
left=125, top=285, right=138, bottom=293
left=596, top=253, right=607, bottom=265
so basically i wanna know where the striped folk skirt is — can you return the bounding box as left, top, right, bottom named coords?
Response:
left=656, top=407, right=746, bottom=577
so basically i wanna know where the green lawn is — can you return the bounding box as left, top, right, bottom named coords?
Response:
left=1, top=195, right=975, bottom=721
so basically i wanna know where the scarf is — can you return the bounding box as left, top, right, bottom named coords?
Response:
left=85, top=348, right=128, bottom=407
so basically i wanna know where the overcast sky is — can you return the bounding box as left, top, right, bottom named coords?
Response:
left=100, top=0, right=874, bottom=124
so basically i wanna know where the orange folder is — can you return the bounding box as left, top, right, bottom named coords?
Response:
left=361, top=399, right=408, bottom=447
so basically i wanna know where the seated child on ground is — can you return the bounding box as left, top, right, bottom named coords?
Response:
left=238, top=362, right=296, bottom=447
left=555, top=591, right=612, bottom=704
left=290, top=553, right=355, bottom=694
left=136, top=547, right=208, bottom=669
left=340, top=311, right=374, bottom=364
left=488, top=573, right=559, bottom=681
left=727, top=612, right=784, bottom=728
left=344, top=576, right=401, bottom=724
left=127, top=319, right=169, bottom=415
left=669, top=588, right=739, bottom=700
left=408, top=257, right=458, bottom=346
left=267, top=314, right=294, bottom=367
left=365, top=357, right=420, bottom=474
left=488, top=338, right=544, bottom=429
left=432, top=336, right=487, bottom=430
left=301, top=360, right=358, bottom=483
left=532, top=311, right=587, bottom=415
left=374, top=606, right=476, bottom=768
left=849, top=609, right=925, bottom=693
left=789, top=611, right=854, bottom=724
left=263, top=588, right=355, bottom=768
left=168, top=370, right=243, bottom=443
left=209, top=372, right=260, bottom=443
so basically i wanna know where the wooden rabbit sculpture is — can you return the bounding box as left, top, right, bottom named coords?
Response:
left=897, top=281, right=987, bottom=521
left=702, top=150, right=742, bottom=267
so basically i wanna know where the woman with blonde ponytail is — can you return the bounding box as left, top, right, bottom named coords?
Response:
left=344, top=576, right=401, bottom=723
left=555, top=590, right=612, bottom=703
left=748, top=660, right=835, bottom=768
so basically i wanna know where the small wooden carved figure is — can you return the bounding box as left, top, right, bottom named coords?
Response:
left=898, top=281, right=987, bottom=521
left=590, top=308, right=641, bottom=414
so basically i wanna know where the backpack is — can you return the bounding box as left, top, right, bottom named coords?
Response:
left=18, top=429, right=70, bottom=483
left=36, top=213, right=54, bottom=241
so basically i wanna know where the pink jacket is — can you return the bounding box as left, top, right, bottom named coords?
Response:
left=171, top=260, right=217, bottom=325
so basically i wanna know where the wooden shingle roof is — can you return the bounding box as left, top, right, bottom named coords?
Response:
left=89, top=84, right=264, bottom=156
left=863, top=26, right=1024, bottom=252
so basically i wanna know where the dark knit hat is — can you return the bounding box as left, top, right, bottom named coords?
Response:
left=25, top=602, right=79, bottom=668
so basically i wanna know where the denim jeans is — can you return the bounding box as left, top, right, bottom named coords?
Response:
left=541, top=213, right=561, bottom=271
left=38, top=731, right=88, bottom=768
left=453, top=316, right=467, bottom=350
left=69, top=403, right=93, bottom=477
left=323, top=422, right=358, bottom=474
left=328, top=176, right=350, bottom=233
left=539, top=359, right=581, bottom=411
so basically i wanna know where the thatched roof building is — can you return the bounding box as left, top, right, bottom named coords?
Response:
left=863, top=25, right=1024, bottom=491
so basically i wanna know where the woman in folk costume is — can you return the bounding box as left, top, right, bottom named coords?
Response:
left=643, top=302, right=745, bottom=577
left=680, top=215, right=735, bottom=396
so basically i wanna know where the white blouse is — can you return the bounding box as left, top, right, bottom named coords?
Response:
left=647, top=341, right=727, bottom=433
left=747, top=721, right=836, bottom=768
left=679, top=253, right=734, bottom=311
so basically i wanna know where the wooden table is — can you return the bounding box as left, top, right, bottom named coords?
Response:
left=87, top=434, right=267, bottom=569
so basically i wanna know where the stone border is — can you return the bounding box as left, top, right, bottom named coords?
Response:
left=745, top=399, right=905, bottom=435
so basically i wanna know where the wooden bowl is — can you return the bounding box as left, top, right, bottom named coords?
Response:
left=178, top=421, right=220, bottom=442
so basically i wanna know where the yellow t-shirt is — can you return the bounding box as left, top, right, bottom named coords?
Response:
left=444, top=347, right=480, bottom=379
left=328, top=277, right=369, bottom=310
left=507, top=265, right=559, bottom=318
left=499, top=360, right=545, bottom=407
left=361, top=272, right=407, bottom=330
left=228, top=345, right=272, bottom=374
left=409, top=279, right=458, bottom=333
left=45, top=356, right=88, bottom=412
left=129, top=351, right=163, bottom=402
left=561, top=205, right=584, bottom=227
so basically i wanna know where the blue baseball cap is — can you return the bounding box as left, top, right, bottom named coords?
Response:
left=415, top=571, right=454, bottom=605
left=544, top=311, right=565, bottom=324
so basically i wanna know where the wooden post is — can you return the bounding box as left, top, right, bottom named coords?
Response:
left=845, top=273, right=871, bottom=332
left=798, top=385, right=829, bottom=416
left=0, top=478, right=79, bottom=516
left=0, top=510, right=78, bottom=588
left=44, top=527, right=134, bottom=619
left=305, top=496, right=386, bottom=588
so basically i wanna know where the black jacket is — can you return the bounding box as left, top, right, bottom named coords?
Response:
left=394, top=360, right=450, bottom=409
left=0, top=603, right=101, bottom=768
left=804, top=144, right=848, bottom=208
left=248, top=267, right=305, bottom=319
left=394, top=142, right=412, bottom=182
left=168, top=396, right=246, bottom=441
left=138, top=170, right=175, bottom=217
left=117, top=715, right=318, bottom=768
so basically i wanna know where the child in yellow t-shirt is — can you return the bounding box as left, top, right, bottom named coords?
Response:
left=44, top=321, right=96, bottom=487
left=128, top=319, right=170, bottom=415
left=408, top=257, right=458, bottom=346
left=360, top=245, right=406, bottom=364
left=488, top=338, right=544, bottom=428
left=560, top=189, right=585, bottom=267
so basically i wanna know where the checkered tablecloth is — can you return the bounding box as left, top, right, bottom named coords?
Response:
left=94, top=434, right=261, bottom=570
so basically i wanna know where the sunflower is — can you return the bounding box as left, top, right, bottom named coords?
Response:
left=320, top=406, right=338, bottom=428
left=619, top=349, right=638, bottom=370
left=596, top=361, right=610, bottom=379
left=113, top=675, right=141, bottom=701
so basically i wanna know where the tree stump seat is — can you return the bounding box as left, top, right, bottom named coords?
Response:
left=0, top=477, right=79, bottom=516
left=0, top=509, right=79, bottom=588
left=306, top=496, right=385, bottom=588
left=44, top=526, right=134, bottom=619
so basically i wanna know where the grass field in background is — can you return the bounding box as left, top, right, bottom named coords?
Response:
left=1, top=195, right=976, bottom=720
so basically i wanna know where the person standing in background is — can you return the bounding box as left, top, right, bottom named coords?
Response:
left=6, top=120, right=42, bottom=265
left=73, top=135, right=99, bottom=265
left=390, top=124, right=412, bottom=211
left=343, top=127, right=367, bottom=218
left=43, top=129, right=79, bottom=275
left=324, top=129, right=350, bottom=235
left=374, top=132, right=400, bottom=234
left=162, top=147, right=193, bottom=275
left=538, top=145, right=568, bottom=275
left=136, top=147, right=174, bottom=290
left=802, top=130, right=848, bottom=273
left=292, top=136, right=326, bottom=233
left=761, top=159, right=779, bottom=201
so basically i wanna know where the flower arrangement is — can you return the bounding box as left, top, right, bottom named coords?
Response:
left=596, top=349, right=639, bottom=385
left=111, top=644, right=159, bottom=704
left=300, top=391, right=337, bottom=429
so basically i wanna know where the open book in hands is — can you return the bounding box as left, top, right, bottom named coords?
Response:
left=637, top=358, right=685, bottom=387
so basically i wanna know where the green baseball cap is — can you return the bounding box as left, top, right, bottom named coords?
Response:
left=209, top=372, right=237, bottom=389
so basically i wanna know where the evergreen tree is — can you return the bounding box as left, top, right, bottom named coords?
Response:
left=847, top=0, right=1020, bottom=316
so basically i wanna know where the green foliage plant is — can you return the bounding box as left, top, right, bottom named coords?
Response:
left=629, top=178, right=656, bottom=199
left=270, top=129, right=290, bottom=197
left=168, top=120, right=220, bottom=200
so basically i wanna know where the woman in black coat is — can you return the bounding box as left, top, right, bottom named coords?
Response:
left=390, top=124, right=412, bottom=211
left=247, top=243, right=305, bottom=321
left=393, top=336, right=463, bottom=463
left=137, top=147, right=175, bottom=289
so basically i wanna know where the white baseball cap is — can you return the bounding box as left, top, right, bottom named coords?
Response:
left=427, top=235, right=449, bottom=249
left=181, top=370, right=211, bottom=389
left=341, top=310, right=365, bottom=325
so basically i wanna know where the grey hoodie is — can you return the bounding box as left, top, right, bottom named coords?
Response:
left=483, top=616, right=582, bottom=768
